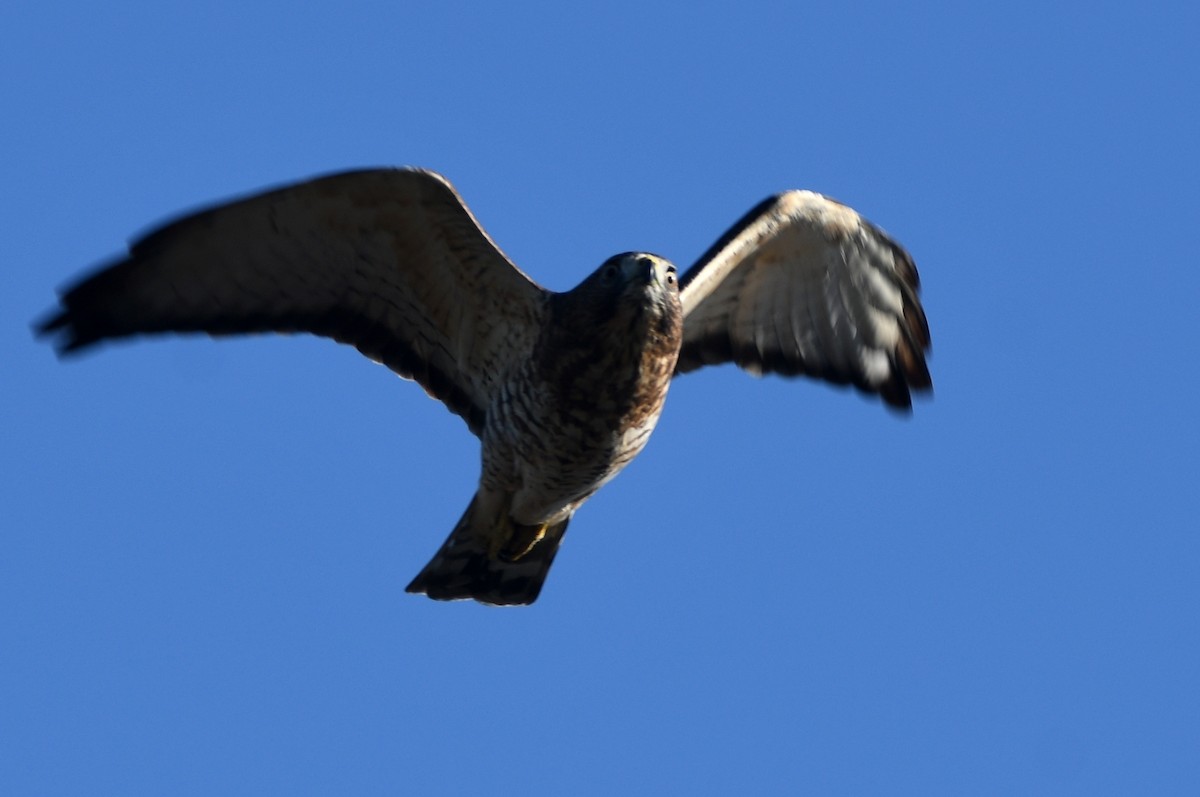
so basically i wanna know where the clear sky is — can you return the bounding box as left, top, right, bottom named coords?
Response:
left=3, top=1, right=1198, bottom=794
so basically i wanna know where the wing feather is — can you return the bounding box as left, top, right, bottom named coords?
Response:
left=35, top=168, right=547, bottom=435
left=676, top=190, right=931, bottom=410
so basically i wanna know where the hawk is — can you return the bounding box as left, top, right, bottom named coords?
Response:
left=36, top=168, right=931, bottom=605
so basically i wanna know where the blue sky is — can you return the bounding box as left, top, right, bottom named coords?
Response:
left=4, top=1, right=1198, bottom=794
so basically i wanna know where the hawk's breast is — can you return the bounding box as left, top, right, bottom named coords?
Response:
left=485, top=273, right=683, bottom=523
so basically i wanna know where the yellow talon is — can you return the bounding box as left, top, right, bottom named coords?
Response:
left=498, top=520, right=548, bottom=562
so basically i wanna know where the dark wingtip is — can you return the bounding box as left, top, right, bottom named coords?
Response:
left=31, top=308, right=73, bottom=356
left=877, top=344, right=935, bottom=414
left=877, top=377, right=914, bottom=413
left=32, top=308, right=65, bottom=337
left=32, top=306, right=97, bottom=357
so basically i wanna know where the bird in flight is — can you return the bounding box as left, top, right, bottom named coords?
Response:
left=36, top=168, right=931, bottom=605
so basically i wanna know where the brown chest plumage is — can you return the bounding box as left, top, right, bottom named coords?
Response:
left=480, top=258, right=683, bottom=524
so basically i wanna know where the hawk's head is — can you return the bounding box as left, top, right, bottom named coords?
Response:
left=548, top=252, right=683, bottom=358
left=594, top=252, right=677, bottom=292
left=576, top=251, right=679, bottom=316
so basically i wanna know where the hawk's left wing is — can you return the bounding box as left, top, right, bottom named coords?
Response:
left=35, top=168, right=547, bottom=435
left=676, top=191, right=931, bottom=411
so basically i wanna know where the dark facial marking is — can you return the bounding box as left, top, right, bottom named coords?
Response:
left=600, top=260, right=621, bottom=286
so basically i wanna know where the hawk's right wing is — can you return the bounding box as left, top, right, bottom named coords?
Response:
left=36, top=168, right=547, bottom=436
left=676, top=191, right=931, bottom=411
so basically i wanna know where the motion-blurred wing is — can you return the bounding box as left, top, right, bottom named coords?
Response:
left=676, top=191, right=931, bottom=410
left=36, top=168, right=547, bottom=435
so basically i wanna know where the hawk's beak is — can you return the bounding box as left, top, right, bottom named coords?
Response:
left=637, top=256, right=664, bottom=286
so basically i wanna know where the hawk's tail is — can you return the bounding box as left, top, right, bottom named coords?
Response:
left=405, top=493, right=570, bottom=606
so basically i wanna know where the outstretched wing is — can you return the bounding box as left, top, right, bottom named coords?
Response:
left=675, top=191, right=931, bottom=410
left=36, top=168, right=547, bottom=435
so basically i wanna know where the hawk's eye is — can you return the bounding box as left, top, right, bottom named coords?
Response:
left=601, top=263, right=620, bottom=283
left=665, top=267, right=676, bottom=285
